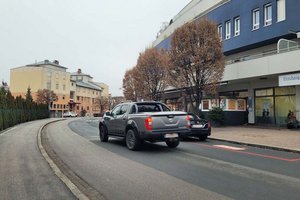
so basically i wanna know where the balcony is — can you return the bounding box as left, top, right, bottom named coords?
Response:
left=223, top=45, right=300, bottom=82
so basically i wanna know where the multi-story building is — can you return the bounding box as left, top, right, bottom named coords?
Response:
left=10, top=60, right=71, bottom=117
left=153, top=0, right=300, bottom=126
left=70, top=69, right=109, bottom=116
left=10, top=61, right=109, bottom=117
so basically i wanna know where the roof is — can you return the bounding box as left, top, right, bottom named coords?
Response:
left=76, top=81, right=102, bottom=91
left=26, top=60, right=67, bottom=70
left=71, top=72, right=93, bottom=79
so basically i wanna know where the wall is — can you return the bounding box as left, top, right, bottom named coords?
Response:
left=155, top=0, right=300, bottom=55
left=10, top=67, right=43, bottom=94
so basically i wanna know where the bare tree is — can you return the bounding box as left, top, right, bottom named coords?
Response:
left=36, top=89, right=57, bottom=105
left=169, top=18, right=225, bottom=114
left=135, top=48, right=169, bottom=101
left=94, top=96, right=109, bottom=114
left=123, top=67, right=140, bottom=101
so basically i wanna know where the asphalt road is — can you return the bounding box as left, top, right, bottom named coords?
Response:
left=0, top=119, right=75, bottom=200
left=2, top=118, right=299, bottom=200
left=68, top=118, right=300, bottom=200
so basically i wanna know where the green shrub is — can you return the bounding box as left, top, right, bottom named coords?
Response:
left=208, top=107, right=225, bottom=126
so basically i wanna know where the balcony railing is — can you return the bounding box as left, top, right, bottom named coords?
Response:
left=226, top=45, right=300, bottom=65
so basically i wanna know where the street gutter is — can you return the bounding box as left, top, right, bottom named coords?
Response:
left=209, top=137, right=300, bottom=154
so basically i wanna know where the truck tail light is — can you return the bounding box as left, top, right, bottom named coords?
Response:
left=145, top=117, right=153, bottom=131
left=186, top=115, right=191, bottom=128
left=208, top=121, right=211, bottom=129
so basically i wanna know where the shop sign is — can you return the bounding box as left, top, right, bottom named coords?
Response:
left=279, top=73, right=300, bottom=86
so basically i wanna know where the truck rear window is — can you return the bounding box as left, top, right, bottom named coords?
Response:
left=136, top=103, right=170, bottom=113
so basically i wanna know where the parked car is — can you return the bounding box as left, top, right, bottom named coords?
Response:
left=99, top=101, right=191, bottom=150
left=185, top=112, right=211, bottom=141
left=63, top=111, right=77, bottom=117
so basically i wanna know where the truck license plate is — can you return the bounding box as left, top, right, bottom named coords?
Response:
left=165, top=133, right=178, bottom=138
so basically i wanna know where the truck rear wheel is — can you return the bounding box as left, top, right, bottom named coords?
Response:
left=126, top=129, right=141, bottom=151
left=166, top=139, right=180, bottom=148
left=199, top=135, right=207, bottom=141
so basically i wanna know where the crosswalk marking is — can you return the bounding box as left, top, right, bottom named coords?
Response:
left=213, top=145, right=246, bottom=151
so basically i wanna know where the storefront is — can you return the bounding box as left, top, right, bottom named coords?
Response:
left=255, top=86, right=296, bottom=126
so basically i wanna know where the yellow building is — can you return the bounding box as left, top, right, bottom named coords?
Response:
left=10, top=60, right=71, bottom=117
left=10, top=61, right=109, bottom=117
left=70, top=69, right=107, bottom=116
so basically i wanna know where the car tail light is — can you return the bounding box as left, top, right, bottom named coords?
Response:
left=186, top=115, right=191, bottom=128
left=145, top=117, right=153, bottom=131
left=208, top=121, right=211, bottom=129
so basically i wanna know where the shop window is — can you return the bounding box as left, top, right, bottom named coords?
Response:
left=255, top=86, right=296, bottom=125
left=275, top=86, right=295, bottom=95
left=275, top=96, right=295, bottom=125
left=255, top=88, right=273, bottom=96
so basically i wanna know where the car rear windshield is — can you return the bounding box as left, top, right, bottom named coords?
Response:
left=135, top=103, right=170, bottom=113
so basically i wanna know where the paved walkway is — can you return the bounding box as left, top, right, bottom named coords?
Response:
left=210, top=126, right=300, bottom=153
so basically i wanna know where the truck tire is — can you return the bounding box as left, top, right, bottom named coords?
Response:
left=166, top=139, right=180, bottom=148
left=99, top=125, right=108, bottom=142
left=126, top=129, right=141, bottom=151
left=199, top=135, right=207, bottom=141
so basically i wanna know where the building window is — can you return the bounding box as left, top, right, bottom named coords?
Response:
left=87, top=106, right=89, bottom=111
left=56, top=73, right=59, bottom=79
left=62, top=96, right=65, bottom=100
left=217, top=24, right=222, bottom=40
left=71, top=83, right=74, bottom=86
left=277, top=0, right=286, bottom=22
left=253, top=8, right=260, bottom=30
left=225, top=20, right=231, bottom=39
left=56, top=83, right=59, bottom=90
left=77, top=106, right=79, bottom=110
left=63, top=84, right=66, bottom=91
left=264, top=3, right=272, bottom=26
left=234, top=17, right=240, bottom=36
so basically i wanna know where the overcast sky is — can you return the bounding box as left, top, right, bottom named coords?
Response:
left=0, top=0, right=190, bottom=96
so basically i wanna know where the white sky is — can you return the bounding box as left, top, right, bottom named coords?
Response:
left=0, top=0, right=190, bottom=96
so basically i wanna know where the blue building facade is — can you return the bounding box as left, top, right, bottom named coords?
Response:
left=154, top=0, right=300, bottom=126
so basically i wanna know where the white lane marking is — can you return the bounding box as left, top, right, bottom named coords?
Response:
left=213, top=145, right=246, bottom=151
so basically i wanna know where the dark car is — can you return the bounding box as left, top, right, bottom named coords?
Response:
left=186, top=113, right=211, bottom=141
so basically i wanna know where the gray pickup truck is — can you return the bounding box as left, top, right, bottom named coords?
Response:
left=99, top=101, right=191, bottom=150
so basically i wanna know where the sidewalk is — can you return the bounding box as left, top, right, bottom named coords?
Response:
left=209, top=126, right=300, bottom=153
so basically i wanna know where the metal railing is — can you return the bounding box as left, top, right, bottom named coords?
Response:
left=226, top=45, right=300, bottom=65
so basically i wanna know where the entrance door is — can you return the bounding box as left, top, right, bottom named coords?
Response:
left=255, top=97, right=275, bottom=124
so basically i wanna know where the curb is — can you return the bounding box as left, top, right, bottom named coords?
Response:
left=209, top=137, right=300, bottom=154
left=37, top=119, right=89, bottom=200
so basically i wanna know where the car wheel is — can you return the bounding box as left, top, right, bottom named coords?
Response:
left=199, top=135, right=207, bottom=141
left=99, top=125, right=108, bottom=142
left=166, top=139, right=180, bottom=148
left=126, top=129, right=141, bottom=151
